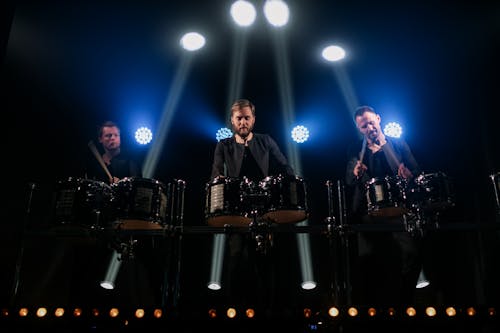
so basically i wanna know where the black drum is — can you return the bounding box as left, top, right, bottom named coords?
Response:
left=53, top=177, right=114, bottom=228
left=205, top=177, right=252, bottom=227
left=408, top=172, right=454, bottom=211
left=365, top=176, right=407, bottom=217
left=111, top=177, right=168, bottom=230
left=260, top=175, right=308, bottom=224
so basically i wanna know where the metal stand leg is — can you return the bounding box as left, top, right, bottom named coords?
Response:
left=10, top=183, right=36, bottom=305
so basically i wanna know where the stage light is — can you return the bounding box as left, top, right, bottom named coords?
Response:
left=245, top=308, right=255, bottom=318
left=445, top=307, right=457, bottom=317
left=347, top=307, right=358, bottom=317
left=416, top=268, right=430, bottom=289
left=208, top=309, right=217, bottom=319
left=19, top=308, right=28, bottom=317
left=263, top=0, right=289, bottom=27
left=301, top=281, right=317, bottom=290
left=425, top=307, right=437, bottom=317
left=367, top=308, right=377, bottom=317
left=180, top=32, right=205, bottom=51
left=230, top=1, right=257, bottom=27
left=327, top=307, right=339, bottom=317
left=466, top=307, right=476, bottom=316
left=406, top=307, right=417, bottom=317
left=388, top=307, right=396, bottom=316
left=135, top=126, right=153, bottom=145
left=73, top=308, right=82, bottom=317
left=384, top=122, right=403, bottom=138
left=207, top=282, right=221, bottom=290
left=92, top=308, right=100, bottom=317
left=100, top=250, right=122, bottom=290
left=153, top=309, right=163, bottom=318
left=216, top=127, right=233, bottom=141
left=488, top=307, right=496, bottom=316
left=135, top=309, right=145, bottom=319
left=322, top=45, right=346, bottom=62
left=1, top=308, right=9, bottom=317
left=303, top=308, right=312, bottom=318
left=226, top=307, right=237, bottom=319
left=291, top=125, right=309, bottom=143
left=109, top=308, right=119, bottom=318
left=36, top=307, right=47, bottom=318
left=54, top=308, right=64, bottom=317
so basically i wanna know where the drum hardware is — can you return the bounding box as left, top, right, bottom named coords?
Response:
left=248, top=212, right=273, bottom=255
left=108, top=235, right=138, bottom=260
left=325, top=179, right=353, bottom=305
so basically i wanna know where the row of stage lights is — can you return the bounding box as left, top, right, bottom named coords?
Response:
left=127, top=1, right=404, bottom=146
left=137, top=119, right=401, bottom=145
left=2, top=306, right=497, bottom=321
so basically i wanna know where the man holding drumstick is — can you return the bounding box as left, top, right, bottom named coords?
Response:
left=345, top=105, right=422, bottom=307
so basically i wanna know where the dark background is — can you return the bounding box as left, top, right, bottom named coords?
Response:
left=1, top=0, right=499, bottom=323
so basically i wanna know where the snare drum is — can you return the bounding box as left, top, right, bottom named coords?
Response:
left=408, top=172, right=454, bottom=211
left=365, top=176, right=407, bottom=217
left=111, top=177, right=168, bottom=230
left=205, top=177, right=252, bottom=227
left=53, top=177, right=114, bottom=228
left=260, top=175, right=308, bottom=224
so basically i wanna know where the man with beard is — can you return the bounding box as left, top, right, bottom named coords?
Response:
left=211, top=99, right=294, bottom=181
left=209, top=98, right=295, bottom=314
left=345, top=105, right=422, bottom=307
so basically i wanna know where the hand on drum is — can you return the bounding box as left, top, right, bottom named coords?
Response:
left=354, top=160, right=368, bottom=179
left=110, top=176, right=120, bottom=184
left=397, top=163, right=413, bottom=179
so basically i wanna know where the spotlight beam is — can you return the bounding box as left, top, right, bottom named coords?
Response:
left=331, top=65, right=361, bottom=137
left=226, top=31, right=248, bottom=123
left=143, top=55, right=193, bottom=178
left=209, top=22, right=250, bottom=292
left=208, top=234, right=226, bottom=290
left=272, top=29, right=316, bottom=290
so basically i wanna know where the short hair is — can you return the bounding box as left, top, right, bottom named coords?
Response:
left=98, top=121, right=120, bottom=138
left=354, top=105, right=376, bottom=119
left=230, top=99, right=256, bottom=116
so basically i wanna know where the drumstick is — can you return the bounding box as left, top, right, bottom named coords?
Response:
left=88, top=140, right=114, bottom=183
left=381, top=141, right=402, bottom=173
left=359, top=137, right=367, bottom=162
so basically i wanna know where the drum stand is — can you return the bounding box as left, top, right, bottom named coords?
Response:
left=325, top=180, right=352, bottom=305
left=107, top=233, right=138, bottom=260
left=405, top=202, right=441, bottom=238
left=248, top=210, right=273, bottom=255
